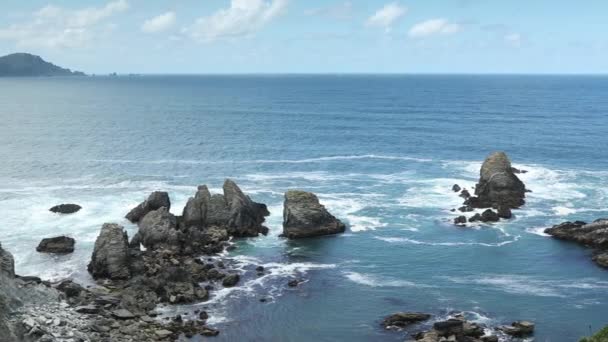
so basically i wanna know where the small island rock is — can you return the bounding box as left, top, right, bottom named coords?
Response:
left=36, top=236, right=75, bottom=254
left=282, top=190, right=346, bottom=239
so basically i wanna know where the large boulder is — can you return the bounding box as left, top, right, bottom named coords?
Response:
left=223, top=179, right=269, bottom=236
left=467, top=152, right=526, bottom=209
left=182, top=186, right=211, bottom=228
left=88, top=223, right=130, bottom=280
left=134, top=207, right=180, bottom=251
left=49, top=203, right=82, bottom=214
left=36, top=236, right=75, bottom=254
left=282, top=190, right=346, bottom=239
left=126, top=191, right=170, bottom=223
left=0, top=242, right=15, bottom=278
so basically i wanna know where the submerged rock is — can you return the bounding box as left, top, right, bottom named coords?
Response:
left=468, top=152, right=526, bottom=209
left=454, top=216, right=467, bottom=225
left=49, top=203, right=81, bottom=214
left=88, top=223, right=130, bottom=280
left=282, top=190, right=346, bottom=239
left=36, top=236, right=75, bottom=254
left=382, top=312, right=431, bottom=328
left=222, top=274, right=240, bottom=287
left=125, top=191, right=171, bottom=223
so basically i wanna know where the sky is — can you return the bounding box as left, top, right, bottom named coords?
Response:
left=0, top=0, right=607, bottom=74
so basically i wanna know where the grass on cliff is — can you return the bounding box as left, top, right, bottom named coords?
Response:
left=581, top=326, right=608, bottom=342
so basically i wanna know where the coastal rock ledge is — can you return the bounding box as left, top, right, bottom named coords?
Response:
left=545, top=219, right=608, bottom=268
left=282, top=190, right=346, bottom=239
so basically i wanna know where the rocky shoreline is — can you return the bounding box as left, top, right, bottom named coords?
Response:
left=0, top=180, right=348, bottom=341
left=545, top=219, right=608, bottom=268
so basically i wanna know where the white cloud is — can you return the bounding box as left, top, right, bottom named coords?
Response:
left=186, top=0, right=288, bottom=42
left=0, top=0, right=128, bottom=49
left=504, top=33, right=522, bottom=47
left=142, top=12, right=176, bottom=33
left=408, top=18, right=461, bottom=38
left=366, top=2, right=407, bottom=32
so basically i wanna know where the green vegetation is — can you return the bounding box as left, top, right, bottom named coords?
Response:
left=581, top=326, right=608, bottom=342
left=0, top=53, right=85, bottom=77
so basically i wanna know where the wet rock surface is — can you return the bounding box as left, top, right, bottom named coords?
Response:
left=545, top=219, right=608, bottom=268
left=282, top=190, right=346, bottom=239
left=36, top=236, right=75, bottom=254
left=49, top=204, right=81, bottom=214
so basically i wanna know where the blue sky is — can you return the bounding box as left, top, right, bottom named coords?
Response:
left=0, top=0, right=607, bottom=74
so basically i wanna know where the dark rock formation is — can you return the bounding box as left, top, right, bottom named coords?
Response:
left=499, top=320, right=535, bottom=337
left=88, top=223, right=130, bottom=280
left=545, top=220, right=608, bottom=248
left=382, top=312, right=431, bottom=328
left=0, top=242, right=15, bottom=277
left=545, top=219, right=608, bottom=268
left=282, top=190, right=346, bottom=239
left=134, top=207, right=180, bottom=251
left=454, top=216, right=467, bottom=225
left=36, top=236, right=75, bottom=254
left=223, top=179, right=270, bottom=237
left=49, top=203, right=82, bottom=214
left=467, top=152, right=526, bottom=209
left=452, top=184, right=461, bottom=192
left=469, top=209, right=499, bottom=223
left=411, top=313, right=521, bottom=342
left=182, top=186, right=211, bottom=228
left=496, top=205, right=512, bottom=219
left=0, top=53, right=85, bottom=77
left=126, top=191, right=171, bottom=223
left=222, top=274, right=239, bottom=287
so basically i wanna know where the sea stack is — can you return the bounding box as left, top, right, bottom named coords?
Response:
left=282, top=190, right=346, bottom=239
left=88, top=223, right=131, bottom=280
left=467, top=151, right=526, bottom=209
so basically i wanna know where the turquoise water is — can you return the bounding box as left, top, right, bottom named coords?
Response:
left=1, top=75, right=608, bottom=341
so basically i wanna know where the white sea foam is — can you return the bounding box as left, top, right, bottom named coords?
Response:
left=441, top=275, right=608, bottom=298
left=343, top=271, right=430, bottom=288
left=374, top=236, right=519, bottom=247
left=525, top=226, right=551, bottom=237
left=90, top=154, right=433, bottom=165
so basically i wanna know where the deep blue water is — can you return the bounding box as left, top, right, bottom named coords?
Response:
left=1, top=75, right=608, bottom=341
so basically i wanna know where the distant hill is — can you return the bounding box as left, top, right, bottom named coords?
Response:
left=0, top=53, right=85, bottom=77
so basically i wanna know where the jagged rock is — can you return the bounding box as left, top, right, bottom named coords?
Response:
left=382, top=312, right=431, bottom=328
left=125, top=191, right=170, bottom=223
left=222, top=179, right=270, bottom=237
left=134, top=207, right=180, bottom=251
left=0, top=242, right=15, bottom=277
left=452, top=184, right=461, bottom=192
left=433, top=319, right=464, bottom=336
left=49, top=204, right=81, bottom=214
left=36, top=236, right=75, bottom=254
left=222, top=274, right=240, bottom=287
left=56, top=280, right=84, bottom=298
left=467, top=152, right=526, bottom=209
left=454, top=216, right=467, bottom=225
left=282, top=190, right=346, bottom=239
left=499, top=320, right=534, bottom=337
left=469, top=209, right=499, bottom=223
left=545, top=220, right=608, bottom=248
left=459, top=189, right=471, bottom=199
left=88, top=223, right=130, bottom=280
left=496, top=206, right=512, bottom=219
left=182, top=185, right=211, bottom=228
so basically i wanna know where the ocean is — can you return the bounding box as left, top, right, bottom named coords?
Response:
left=1, top=75, right=607, bottom=341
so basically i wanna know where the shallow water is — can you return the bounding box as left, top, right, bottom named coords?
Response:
left=1, top=75, right=607, bottom=341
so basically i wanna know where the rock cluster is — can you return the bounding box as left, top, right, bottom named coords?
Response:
left=282, top=190, right=346, bottom=239
left=36, top=236, right=75, bottom=254
left=382, top=311, right=534, bottom=342
left=545, top=219, right=608, bottom=268
left=452, top=152, right=526, bottom=226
